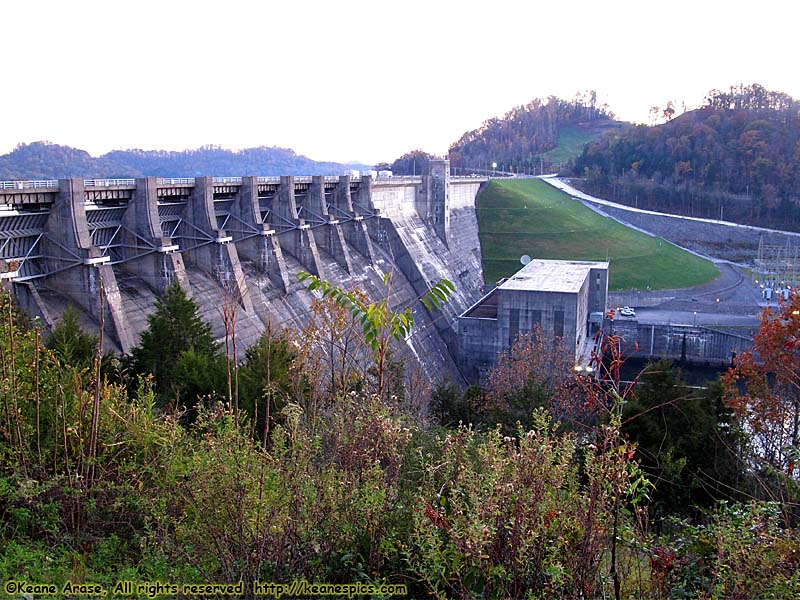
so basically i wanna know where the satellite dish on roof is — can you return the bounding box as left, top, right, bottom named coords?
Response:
left=520, top=255, right=531, bottom=265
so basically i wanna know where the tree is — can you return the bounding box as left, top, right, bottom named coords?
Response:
left=573, top=84, right=800, bottom=230
left=662, top=100, right=676, bottom=121
left=46, top=306, right=99, bottom=369
left=237, top=328, right=297, bottom=442
left=430, top=382, right=483, bottom=427
left=129, top=282, right=221, bottom=411
left=483, top=326, right=579, bottom=431
left=447, top=94, right=617, bottom=173
left=391, top=150, right=436, bottom=176
left=297, top=271, right=454, bottom=399
left=723, top=292, right=800, bottom=516
left=304, top=293, right=370, bottom=401
left=622, top=360, right=746, bottom=515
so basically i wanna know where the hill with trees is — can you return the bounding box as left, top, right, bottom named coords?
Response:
left=389, top=149, right=438, bottom=175
left=0, top=142, right=101, bottom=180
left=447, top=92, right=626, bottom=174
left=571, top=84, right=800, bottom=230
left=0, top=141, right=369, bottom=179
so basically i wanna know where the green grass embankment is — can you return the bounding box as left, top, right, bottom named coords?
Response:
left=542, top=120, right=628, bottom=166
left=477, top=179, right=719, bottom=291
left=542, top=125, right=599, bottom=165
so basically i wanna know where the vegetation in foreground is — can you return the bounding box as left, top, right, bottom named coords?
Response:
left=477, top=178, right=720, bottom=289
left=1, top=280, right=798, bottom=599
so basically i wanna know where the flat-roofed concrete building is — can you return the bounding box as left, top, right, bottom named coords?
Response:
left=458, top=259, right=609, bottom=382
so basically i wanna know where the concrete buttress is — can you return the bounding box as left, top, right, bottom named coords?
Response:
left=350, top=175, right=386, bottom=253
left=2, top=167, right=489, bottom=389
left=335, top=175, right=376, bottom=264
left=308, top=176, right=353, bottom=273
left=274, top=176, right=325, bottom=277
left=233, top=177, right=290, bottom=292
left=125, top=177, right=190, bottom=294
left=47, top=179, right=134, bottom=352
left=186, top=177, right=253, bottom=312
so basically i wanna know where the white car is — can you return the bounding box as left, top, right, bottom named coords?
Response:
left=619, top=306, right=636, bottom=317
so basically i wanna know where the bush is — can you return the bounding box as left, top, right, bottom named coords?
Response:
left=410, top=409, right=646, bottom=599
left=655, top=502, right=800, bottom=599
left=161, top=394, right=413, bottom=589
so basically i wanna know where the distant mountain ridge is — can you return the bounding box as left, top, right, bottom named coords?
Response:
left=0, top=142, right=372, bottom=180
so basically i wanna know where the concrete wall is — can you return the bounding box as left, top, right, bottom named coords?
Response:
left=457, top=260, right=608, bottom=383
left=499, top=289, right=580, bottom=346
left=609, top=319, right=751, bottom=366
left=459, top=287, right=583, bottom=382
left=575, top=276, right=590, bottom=347
left=370, top=182, right=420, bottom=217
left=2, top=169, right=487, bottom=390
left=458, top=316, right=500, bottom=382
left=450, top=180, right=483, bottom=210
left=587, top=267, right=608, bottom=314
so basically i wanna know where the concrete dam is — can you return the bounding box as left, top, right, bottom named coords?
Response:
left=0, top=161, right=487, bottom=385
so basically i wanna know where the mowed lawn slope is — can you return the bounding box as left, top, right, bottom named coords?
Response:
left=543, top=121, right=629, bottom=166
left=542, top=125, right=605, bottom=165
left=477, top=179, right=719, bottom=291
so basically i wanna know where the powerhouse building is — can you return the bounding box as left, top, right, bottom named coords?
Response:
left=457, top=259, right=609, bottom=382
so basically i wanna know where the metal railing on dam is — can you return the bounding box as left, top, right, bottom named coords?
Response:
left=0, top=180, right=60, bottom=190
left=0, top=173, right=486, bottom=193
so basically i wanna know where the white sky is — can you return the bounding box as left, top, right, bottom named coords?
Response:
left=2, top=0, right=798, bottom=165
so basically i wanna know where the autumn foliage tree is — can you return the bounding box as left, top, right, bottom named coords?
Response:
left=390, top=150, right=437, bottom=176
left=723, top=292, right=800, bottom=517
left=297, top=271, right=454, bottom=400
left=449, top=92, right=616, bottom=173
left=303, top=292, right=370, bottom=401
left=574, top=84, right=800, bottom=229
left=484, top=326, right=581, bottom=430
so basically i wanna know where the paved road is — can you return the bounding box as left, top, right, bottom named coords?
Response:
left=614, top=308, right=759, bottom=328
left=610, top=260, right=767, bottom=325
left=544, top=176, right=800, bottom=241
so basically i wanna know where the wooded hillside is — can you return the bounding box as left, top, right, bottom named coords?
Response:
left=448, top=92, right=624, bottom=173
left=572, top=84, right=800, bottom=229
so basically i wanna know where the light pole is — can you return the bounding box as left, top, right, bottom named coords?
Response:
left=492, top=162, right=497, bottom=177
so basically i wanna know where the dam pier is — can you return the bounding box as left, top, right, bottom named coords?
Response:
left=0, top=163, right=487, bottom=384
